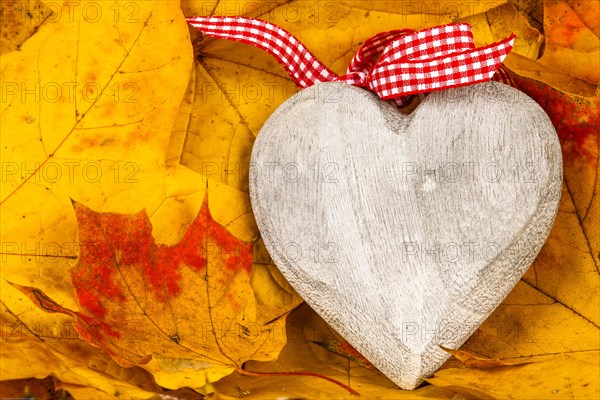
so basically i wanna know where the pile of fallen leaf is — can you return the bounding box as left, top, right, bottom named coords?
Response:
left=1, top=0, right=598, bottom=399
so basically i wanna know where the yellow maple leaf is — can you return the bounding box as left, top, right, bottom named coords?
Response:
left=1, top=0, right=300, bottom=392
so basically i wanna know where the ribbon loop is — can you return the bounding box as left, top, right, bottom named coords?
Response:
left=368, top=34, right=515, bottom=99
left=187, top=16, right=515, bottom=101
left=339, top=29, right=415, bottom=89
left=378, top=24, right=474, bottom=65
left=346, top=29, right=416, bottom=74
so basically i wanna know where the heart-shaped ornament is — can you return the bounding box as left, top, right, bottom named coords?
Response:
left=249, top=81, right=562, bottom=389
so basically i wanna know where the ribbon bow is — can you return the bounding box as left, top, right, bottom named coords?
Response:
left=187, top=17, right=515, bottom=103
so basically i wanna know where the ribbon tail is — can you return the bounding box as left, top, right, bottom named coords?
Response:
left=378, top=23, right=476, bottom=65
left=186, top=16, right=338, bottom=88
left=472, top=33, right=516, bottom=81
left=370, top=33, right=516, bottom=99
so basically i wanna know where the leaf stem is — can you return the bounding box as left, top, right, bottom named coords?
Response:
left=235, top=366, right=360, bottom=396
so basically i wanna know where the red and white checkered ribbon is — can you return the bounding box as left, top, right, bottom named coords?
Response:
left=187, top=16, right=515, bottom=103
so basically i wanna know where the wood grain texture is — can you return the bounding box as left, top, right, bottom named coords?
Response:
left=249, top=81, right=562, bottom=390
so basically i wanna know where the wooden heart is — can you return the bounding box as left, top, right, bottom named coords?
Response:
left=249, top=81, right=562, bottom=389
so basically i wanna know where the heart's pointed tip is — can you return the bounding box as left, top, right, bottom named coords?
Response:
left=384, top=348, right=440, bottom=390
left=396, top=378, right=424, bottom=391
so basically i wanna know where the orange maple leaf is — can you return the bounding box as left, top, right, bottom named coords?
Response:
left=10, top=195, right=279, bottom=380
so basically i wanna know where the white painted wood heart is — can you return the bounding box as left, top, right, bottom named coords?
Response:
left=249, top=81, right=562, bottom=389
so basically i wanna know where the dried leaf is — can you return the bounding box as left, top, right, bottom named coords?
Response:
left=311, top=338, right=377, bottom=371
left=465, top=2, right=544, bottom=58
left=12, top=195, right=293, bottom=390
left=0, top=377, right=73, bottom=400
left=428, top=351, right=600, bottom=399
left=484, top=0, right=600, bottom=96
left=538, top=0, right=599, bottom=85
left=0, top=0, right=50, bottom=55
left=462, top=72, right=599, bottom=364
left=0, top=302, right=160, bottom=399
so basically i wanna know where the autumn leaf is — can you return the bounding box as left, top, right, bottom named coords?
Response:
left=511, top=75, right=599, bottom=163
left=428, top=351, right=600, bottom=399
left=459, top=72, right=599, bottom=363
left=0, top=302, right=161, bottom=399
left=0, top=0, right=50, bottom=55
left=0, top=377, right=72, bottom=400
left=312, top=336, right=377, bottom=371
left=0, top=0, right=203, bottom=393
left=537, top=0, right=599, bottom=86
left=11, top=194, right=296, bottom=391
left=212, top=290, right=598, bottom=399
left=479, top=0, right=600, bottom=96
left=440, top=4, right=599, bottom=399
left=465, top=2, right=544, bottom=59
